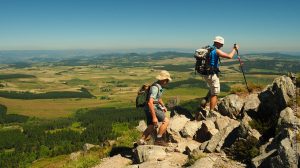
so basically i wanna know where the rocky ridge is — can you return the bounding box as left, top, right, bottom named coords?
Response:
left=93, top=75, right=299, bottom=168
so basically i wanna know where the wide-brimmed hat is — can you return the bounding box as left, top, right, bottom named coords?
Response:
left=213, top=36, right=225, bottom=45
left=156, top=70, right=172, bottom=81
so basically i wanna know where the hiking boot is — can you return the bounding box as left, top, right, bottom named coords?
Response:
left=200, top=99, right=207, bottom=108
left=134, top=139, right=147, bottom=147
left=207, top=110, right=218, bottom=118
left=154, top=137, right=168, bottom=146
left=137, top=139, right=147, bottom=145
left=195, top=109, right=206, bottom=121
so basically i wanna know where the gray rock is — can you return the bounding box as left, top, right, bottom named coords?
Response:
left=134, top=145, right=167, bottom=163
left=204, top=118, right=240, bottom=153
left=167, top=114, right=190, bottom=142
left=180, top=121, right=202, bottom=138
left=127, top=152, right=188, bottom=168
left=254, top=128, right=299, bottom=168
left=270, top=136, right=298, bottom=168
left=215, top=118, right=240, bottom=151
left=241, top=113, right=261, bottom=141
left=202, top=120, right=219, bottom=135
left=251, top=149, right=277, bottom=168
left=168, top=114, right=190, bottom=133
left=200, top=141, right=209, bottom=150
left=215, top=116, right=230, bottom=131
left=136, top=120, right=147, bottom=132
left=83, top=143, right=100, bottom=152
left=258, top=76, right=296, bottom=117
left=69, top=151, right=82, bottom=161
left=204, top=131, right=222, bottom=153
left=218, top=94, right=244, bottom=119
left=195, top=120, right=219, bottom=143
left=243, top=93, right=260, bottom=114
left=278, top=107, right=300, bottom=129
left=272, top=76, right=296, bottom=108
left=174, top=139, right=201, bottom=154
left=190, top=156, right=218, bottom=168
left=94, top=154, right=132, bottom=168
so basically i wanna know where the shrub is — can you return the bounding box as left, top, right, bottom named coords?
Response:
left=230, top=83, right=248, bottom=94
left=223, top=137, right=259, bottom=164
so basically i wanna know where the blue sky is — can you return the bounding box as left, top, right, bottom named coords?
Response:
left=0, top=0, right=299, bottom=53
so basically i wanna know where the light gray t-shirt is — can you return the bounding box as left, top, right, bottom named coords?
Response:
left=145, top=82, right=164, bottom=111
left=149, top=83, right=163, bottom=102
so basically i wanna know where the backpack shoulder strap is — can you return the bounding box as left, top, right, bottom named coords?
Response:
left=148, top=83, right=161, bottom=103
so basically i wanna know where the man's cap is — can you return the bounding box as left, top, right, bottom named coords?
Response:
left=213, top=36, right=225, bottom=45
left=156, top=70, right=172, bottom=81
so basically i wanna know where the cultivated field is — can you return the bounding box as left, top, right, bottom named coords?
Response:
left=0, top=53, right=294, bottom=119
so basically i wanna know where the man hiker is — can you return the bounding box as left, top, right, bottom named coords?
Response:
left=138, top=70, right=171, bottom=146
left=200, top=36, right=239, bottom=117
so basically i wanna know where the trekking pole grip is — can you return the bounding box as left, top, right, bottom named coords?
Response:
left=234, top=43, right=239, bottom=55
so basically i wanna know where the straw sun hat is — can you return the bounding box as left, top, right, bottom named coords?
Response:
left=156, top=70, right=172, bottom=81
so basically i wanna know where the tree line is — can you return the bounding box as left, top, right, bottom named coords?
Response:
left=0, top=105, right=145, bottom=167
left=0, top=87, right=94, bottom=99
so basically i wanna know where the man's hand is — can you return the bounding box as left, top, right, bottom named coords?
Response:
left=162, top=106, right=167, bottom=113
left=152, top=117, right=158, bottom=126
left=234, top=44, right=240, bottom=51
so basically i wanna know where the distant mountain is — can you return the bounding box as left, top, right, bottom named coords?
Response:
left=1, top=49, right=299, bottom=65
left=243, top=52, right=300, bottom=60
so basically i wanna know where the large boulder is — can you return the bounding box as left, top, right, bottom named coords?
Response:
left=189, top=153, right=246, bottom=168
left=180, top=120, right=202, bottom=138
left=168, top=114, right=190, bottom=133
left=134, top=145, right=167, bottom=163
left=190, top=156, right=217, bottom=168
left=252, top=128, right=299, bottom=168
left=278, top=107, right=300, bottom=129
left=94, top=154, right=132, bottom=168
left=200, top=117, right=240, bottom=153
left=195, top=120, right=219, bottom=143
left=240, top=113, right=261, bottom=141
left=136, top=120, right=147, bottom=132
left=174, top=139, right=201, bottom=154
left=218, top=94, right=244, bottom=119
left=128, top=152, right=188, bottom=168
left=167, top=114, right=190, bottom=142
left=258, top=75, right=296, bottom=118
left=242, top=93, right=260, bottom=116
left=215, top=116, right=230, bottom=131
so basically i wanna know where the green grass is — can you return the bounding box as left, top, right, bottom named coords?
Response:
left=0, top=74, right=36, bottom=80
left=111, top=122, right=140, bottom=147
left=66, top=78, right=93, bottom=86
left=31, top=155, right=69, bottom=168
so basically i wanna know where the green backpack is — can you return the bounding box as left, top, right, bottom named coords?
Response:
left=136, top=83, right=159, bottom=108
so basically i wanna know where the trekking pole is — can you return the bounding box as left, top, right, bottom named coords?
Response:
left=234, top=44, right=250, bottom=93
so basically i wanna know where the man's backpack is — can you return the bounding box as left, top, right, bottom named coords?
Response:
left=136, top=83, right=159, bottom=108
left=194, top=46, right=214, bottom=75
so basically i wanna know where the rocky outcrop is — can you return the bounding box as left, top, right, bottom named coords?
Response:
left=258, top=76, right=296, bottom=119
left=93, top=75, right=298, bottom=168
left=251, top=107, right=299, bottom=168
